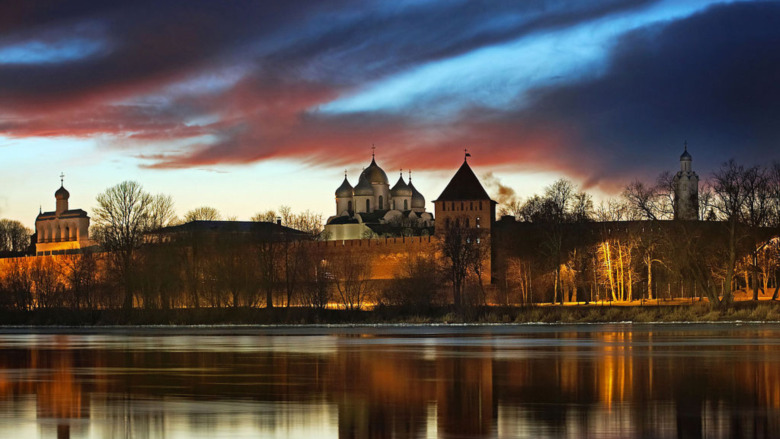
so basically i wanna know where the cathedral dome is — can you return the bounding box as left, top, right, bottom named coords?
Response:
left=335, top=177, right=353, bottom=198
left=410, top=182, right=425, bottom=209
left=353, top=174, right=374, bottom=196
left=55, top=185, right=70, bottom=200
left=680, top=144, right=692, bottom=161
left=360, top=158, right=389, bottom=185
left=390, top=174, right=412, bottom=197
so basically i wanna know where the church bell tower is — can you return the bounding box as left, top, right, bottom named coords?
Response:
left=673, top=142, right=699, bottom=220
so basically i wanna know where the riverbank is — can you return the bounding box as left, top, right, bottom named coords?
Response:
left=2, top=301, right=780, bottom=326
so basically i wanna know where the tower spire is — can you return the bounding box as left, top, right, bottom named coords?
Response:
left=408, top=169, right=412, bottom=182
left=371, top=144, right=376, bottom=160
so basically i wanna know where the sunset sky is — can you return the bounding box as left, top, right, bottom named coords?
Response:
left=2, top=0, right=779, bottom=228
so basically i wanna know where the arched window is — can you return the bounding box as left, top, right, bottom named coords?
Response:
left=445, top=218, right=451, bottom=228
left=404, top=200, right=408, bottom=210
left=461, top=202, right=464, bottom=210
left=366, top=199, right=371, bottom=212
left=470, top=202, right=473, bottom=210
left=64, top=226, right=70, bottom=241
left=465, top=218, right=470, bottom=228
left=379, top=195, right=384, bottom=210
left=479, top=201, right=483, bottom=210
left=348, top=200, right=352, bottom=212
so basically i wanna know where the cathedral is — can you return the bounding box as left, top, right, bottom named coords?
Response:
left=35, top=177, right=95, bottom=255
left=325, top=153, right=434, bottom=240
left=673, top=143, right=699, bottom=220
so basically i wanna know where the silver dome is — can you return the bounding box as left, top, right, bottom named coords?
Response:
left=353, top=174, right=374, bottom=196
left=335, top=177, right=353, bottom=198
left=390, top=175, right=412, bottom=197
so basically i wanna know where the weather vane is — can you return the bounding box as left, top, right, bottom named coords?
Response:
left=464, top=148, right=471, bottom=161
left=344, top=169, right=348, bottom=178
left=371, top=144, right=376, bottom=159
left=60, top=172, right=65, bottom=186
left=408, top=170, right=412, bottom=181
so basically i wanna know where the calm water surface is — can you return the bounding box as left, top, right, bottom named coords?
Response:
left=0, top=324, right=778, bottom=439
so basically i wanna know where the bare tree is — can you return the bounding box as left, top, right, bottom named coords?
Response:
left=624, top=180, right=661, bottom=220
left=0, top=258, right=33, bottom=310
left=30, top=257, right=64, bottom=308
left=497, top=199, right=523, bottom=219
left=382, top=255, right=441, bottom=309
left=710, top=160, right=751, bottom=306
left=0, top=219, right=32, bottom=253
left=62, top=252, right=101, bottom=310
left=146, top=194, right=178, bottom=230
left=439, top=218, right=484, bottom=309
left=251, top=210, right=277, bottom=223
left=330, top=248, right=373, bottom=310
left=301, top=247, right=331, bottom=309
left=183, top=206, right=221, bottom=222
left=740, top=165, right=772, bottom=300
left=93, top=180, right=153, bottom=309
left=655, top=171, right=677, bottom=219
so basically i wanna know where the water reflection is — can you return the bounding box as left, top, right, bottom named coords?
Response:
left=0, top=325, right=778, bottom=438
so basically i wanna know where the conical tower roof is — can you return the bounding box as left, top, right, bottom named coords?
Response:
left=434, top=160, right=492, bottom=201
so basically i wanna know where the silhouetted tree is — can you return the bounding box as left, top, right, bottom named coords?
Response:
left=330, top=248, right=373, bottom=310
left=382, top=255, right=441, bottom=309
left=183, top=206, right=221, bottom=222
left=0, top=219, right=31, bottom=253
left=93, top=180, right=153, bottom=310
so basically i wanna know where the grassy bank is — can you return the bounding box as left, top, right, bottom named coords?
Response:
left=1, top=301, right=780, bottom=326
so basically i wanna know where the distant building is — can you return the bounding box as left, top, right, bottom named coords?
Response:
left=673, top=143, right=699, bottom=220
left=325, top=153, right=434, bottom=240
left=35, top=178, right=95, bottom=255
left=433, top=156, right=496, bottom=235
left=149, top=220, right=310, bottom=243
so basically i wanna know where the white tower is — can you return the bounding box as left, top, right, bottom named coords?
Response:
left=673, top=142, right=699, bottom=220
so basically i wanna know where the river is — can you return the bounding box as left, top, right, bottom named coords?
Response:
left=0, top=324, right=778, bottom=438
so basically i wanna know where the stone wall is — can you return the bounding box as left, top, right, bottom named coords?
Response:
left=306, top=236, right=440, bottom=280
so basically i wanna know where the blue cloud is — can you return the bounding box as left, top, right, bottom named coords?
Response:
left=0, top=38, right=105, bottom=64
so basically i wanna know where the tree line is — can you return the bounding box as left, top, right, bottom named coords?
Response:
left=495, top=160, right=780, bottom=309
left=1, top=158, right=779, bottom=313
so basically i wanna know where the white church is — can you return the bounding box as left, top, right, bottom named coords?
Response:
left=325, top=153, right=434, bottom=240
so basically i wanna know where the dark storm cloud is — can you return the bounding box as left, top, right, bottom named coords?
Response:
left=458, top=1, right=780, bottom=189
left=0, top=0, right=655, bottom=108
left=152, top=1, right=780, bottom=179
left=2, top=0, right=779, bottom=190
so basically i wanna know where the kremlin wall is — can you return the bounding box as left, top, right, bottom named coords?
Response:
left=0, top=147, right=719, bottom=307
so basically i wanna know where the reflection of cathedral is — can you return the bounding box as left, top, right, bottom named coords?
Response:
left=35, top=177, right=95, bottom=256
left=325, top=153, right=434, bottom=240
